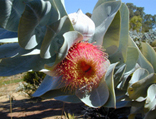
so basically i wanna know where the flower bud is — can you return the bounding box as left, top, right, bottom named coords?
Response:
left=68, top=9, right=95, bottom=40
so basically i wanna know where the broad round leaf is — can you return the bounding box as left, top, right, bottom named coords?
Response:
left=0, top=43, right=41, bottom=59
left=141, top=42, right=156, bottom=73
left=103, top=11, right=120, bottom=55
left=40, top=87, right=73, bottom=99
left=55, top=31, right=83, bottom=64
left=128, top=73, right=156, bottom=100
left=76, top=76, right=109, bottom=108
left=50, top=0, right=67, bottom=19
left=129, top=68, right=149, bottom=86
left=40, top=16, right=74, bottom=59
left=18, top=0, right=52, bottom=49
left=93, top=0, right=116, bottom=11
left=104, top=62, right=118, bottom=108
left=129, top=101, right=145, bottom=117
left=144, top=109, right=156, bottom=119
left=55, top=95, right=81, bottom=103
left=116, top=101, right=131, bottom=109
left=125, top=47, right=139, bottom=72
left=0, top=0, right=26, bottom=31
left=114, top=64, right=126, bottom=87
left=0, top=43, right=27, bottom=58
left=0, top=28, right=17, bottom=40
left=144, top=84, right=156, bottom=112
left=32, top=75, right=66, bottom=97
left=128, top=36, right=154, bottom=73
left=117, top=63, right=140, bottom=90
left=0, top=38, right=18, bottom=43
left=109, top=3, right=129, bottom=64
left=90, top=1, right=121, bottom=45
left=0, top=55, right=55, bottom=76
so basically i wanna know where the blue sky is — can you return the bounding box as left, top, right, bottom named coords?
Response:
left=65, top=0, right=156, bottom=16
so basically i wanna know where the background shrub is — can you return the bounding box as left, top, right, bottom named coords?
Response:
left=23, top=71, right=46, bottom=86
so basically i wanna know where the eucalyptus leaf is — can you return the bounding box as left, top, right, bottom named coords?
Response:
left=76, top=76, right=109, bottom=108
left=89, top=1, right=121, bottom=45
left=0, top=43, right=41, bottom=59
left=125, top=47, right=139, bottom=72
left=93, top=0, right=116, bottom=11
left=116, top=88, right=130, bottom=102
left=49, top=0, right=67, bottom=19
left=117, top=3, right=129, bottom=57
left=60, top=0, right=65, bottom=8
left=0, top=43, right=27, bottom=58
left=144, top=84, right=156, bottom=112
left=103, top=11, right=120, bottom=55
left=129, top=101, right=145, bottom=117
left=109, top=3, right=129, bottom=64
left=0, top=28, right=17, bottom=40
left=128, top=36, right=154, bottom=73
left=128, top=73, right=156, bottom=100
left=40, top=16, right=74, bottom=59
left=141, top=42, right=156, bottom=73
left=114, top=64, right=126, bottom=87
left=0, top=54, right=55, bottom=76
left=116, top=101, right=131, bottom=109
left=144, top=109, right=156, bottom=119
left=0, top=38, right=18, bottom=43
left=129, top=68, right=149, bottom=86
left=18, top=0, right=52, bottom=49
left=55, top=31, right=83, bottom=64
left=40, top=87, right=72, bottom=99
left=0, top=0, right=27, bottom=31
left=117, top=63, right=140, bottom=90
left=104, top=62, right=118, bottom=108
left=32, top=75, right=65, bottom=97
left=55, top=95, right=81, bottom=103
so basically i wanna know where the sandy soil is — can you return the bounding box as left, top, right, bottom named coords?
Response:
left=0, top=74, right=85, bottom=119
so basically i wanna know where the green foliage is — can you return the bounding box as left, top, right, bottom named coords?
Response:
left=0, top=78, right=23, bottom=86
left=126, top=3, right=144, bottom=19
left=85, top=12, right=92, bottom=18
left=64, top=112, right=76, bottom=119
left=126, top=3, right=156, bottom=32
left=130, top=16, right=142, bottom=32
left=142, top=14, right=156, bottom=32
left=0, top=43, right=4, bottom=46
left=23, top=71, right=46, bottom=86
left=22, top=71, right=46, bottom=96
left=151, top=40, right=156, bottom=47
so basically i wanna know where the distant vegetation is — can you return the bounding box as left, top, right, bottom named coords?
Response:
left=126, top=3, right=156, bottom=32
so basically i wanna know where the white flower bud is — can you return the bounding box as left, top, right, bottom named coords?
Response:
left=68, top=9, right=95, bottom=40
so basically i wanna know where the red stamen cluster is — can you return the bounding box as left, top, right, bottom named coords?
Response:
left=53, top=42, right=108, bottom=91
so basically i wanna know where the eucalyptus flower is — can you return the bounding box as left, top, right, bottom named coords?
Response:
left=42, top=41, right=110, bottom=91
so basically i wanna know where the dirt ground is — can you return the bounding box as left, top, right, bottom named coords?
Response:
left=0, top=74, right=85, bottom=119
